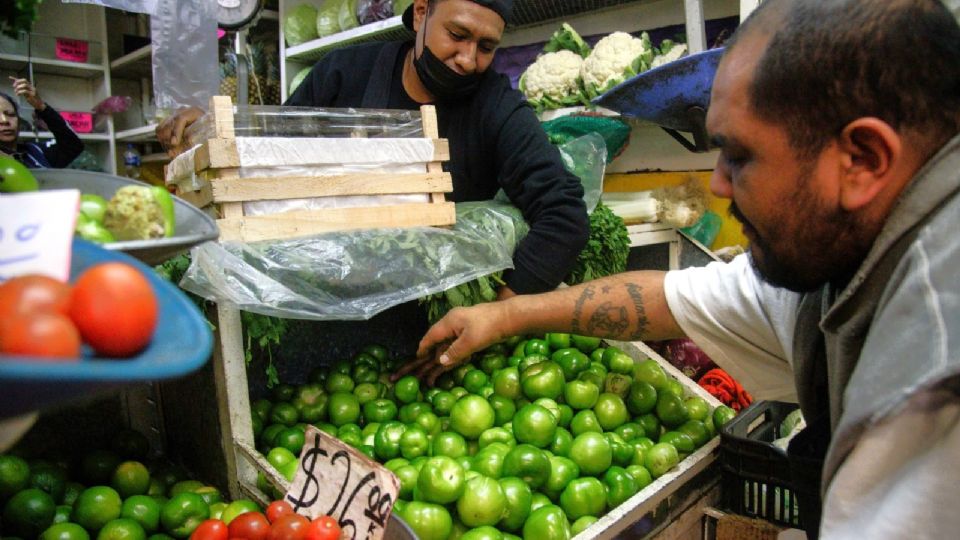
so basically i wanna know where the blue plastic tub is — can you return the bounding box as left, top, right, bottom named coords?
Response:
left=0, top=239, right=213, bottom=418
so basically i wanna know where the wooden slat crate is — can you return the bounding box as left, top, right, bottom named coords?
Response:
left=170, top=96, right=456, bottom=243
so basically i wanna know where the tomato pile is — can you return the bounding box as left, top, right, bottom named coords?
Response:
left=0, top=263, right=158, bottom=360
left=0, top=428, right=270, bottom=540
left=252, top=335, right=738, bottom=540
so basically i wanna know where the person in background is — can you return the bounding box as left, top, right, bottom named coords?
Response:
left=0, top=77, right=83, bottom=168
left=407, top=0, right=960, bottom=538
left=157, top=0, right=589, bottom=300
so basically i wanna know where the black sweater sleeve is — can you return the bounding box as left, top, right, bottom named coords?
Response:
left=487, top=86, right=590, bottom=294
left=36, top=105, right=83, bottom=167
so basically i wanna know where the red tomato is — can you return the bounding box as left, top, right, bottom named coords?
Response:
left=265, top=501, right=294, bottom=523
left=0, top=311, right=80, bottom=359
left=267, top=514, right=310, bottom=540
left=191, top=519, right=229, bottom=540
left=228, top=512, right=271, bottom=540
left=304, top=516, right=340, bottom=540
left=0, top=275, right=71, bottom=320
left=69, top=262, right=158, bottom=357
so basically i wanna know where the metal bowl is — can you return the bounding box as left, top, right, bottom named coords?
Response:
left=34, top=168, right=219, bottom=265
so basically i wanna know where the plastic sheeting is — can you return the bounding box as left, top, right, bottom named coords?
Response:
left=150, top=0, right=218, bottom=110
left=181, top=202, right=528, bottom=321
left=164, top=136, right=439, bottom=214
left=178, top=133, right=606, bottom=321
left=63, top=0, right=158, bottom=14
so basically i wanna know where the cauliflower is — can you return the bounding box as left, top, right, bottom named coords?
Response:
left=520, top=50, right=588, bottom=111
left=581, top=31, right=655, bottom=98
left=103, top=185, right=176, bottom=241
left=651, top=40, right=689, bottom=69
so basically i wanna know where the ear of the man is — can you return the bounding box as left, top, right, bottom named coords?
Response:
left=413, top=0, right=429, bottom=33
left=837, top=118, right=901, bottom=211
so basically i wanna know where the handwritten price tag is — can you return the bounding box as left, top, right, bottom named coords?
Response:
left=0, top=190, right=79, bottom=283
left=285, top=426, right=399, bottom=540
left=55, top=38, right=89, bottom=63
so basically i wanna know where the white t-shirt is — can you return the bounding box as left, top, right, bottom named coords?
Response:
left=663, top=253, right=798, bottom=401
left=663, top=253, right=960, bottom=539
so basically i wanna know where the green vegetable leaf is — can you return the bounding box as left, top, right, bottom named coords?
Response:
left=543, top=23, right=592, bottom=58
left=565, top=202, right=630, bottom=286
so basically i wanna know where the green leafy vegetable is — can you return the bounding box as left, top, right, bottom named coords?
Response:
left=419, top=272, right=505, bottom=325
left=565, top=201, right=630, bottom=285
left=543, top=23, right=592, bottom=58
left=241, top=311, right=288, bottom=388
left=2, top=0, right=43, bottom=39
left=156, top=253, right=289, bottom=388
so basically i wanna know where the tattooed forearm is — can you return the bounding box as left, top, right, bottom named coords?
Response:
left=625, top=282, right=649, bottom=340
left=571, top=285, right=596, bottom=333
left=585, top=302, right=630, bottom=337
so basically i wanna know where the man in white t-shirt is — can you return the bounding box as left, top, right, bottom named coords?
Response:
left=401, top=0, right=960, bottom=537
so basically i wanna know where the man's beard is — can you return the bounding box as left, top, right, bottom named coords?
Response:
left=729, top=188, right=872, bottom=293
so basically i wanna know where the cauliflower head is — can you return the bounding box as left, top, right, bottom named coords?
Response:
left=581, top=31, right=655, bottom=98
left=651, top=41, right=689, bottom=69
left=520, top=50, right=587, bottom=110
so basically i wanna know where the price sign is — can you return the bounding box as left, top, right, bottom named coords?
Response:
left=0, top=189, right=79, bottom=283
left=60, top=112, right=94, bottom=134
left=285, top=426, right=400, bottom=540
left=55, top=38, right=89, bottom=63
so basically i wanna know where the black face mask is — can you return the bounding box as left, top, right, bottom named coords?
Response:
left=413, top=14, right=482, bottom=102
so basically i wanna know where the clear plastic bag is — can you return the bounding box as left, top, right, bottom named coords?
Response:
left=62, top=0, right=158, bottom=13
left=150, top=0, right=218, bottom=109
left=180, top=202, right=529, bottom=320
left=558, top=132, right=606, bottom=213
left=500, top=132, right=606, bottom=212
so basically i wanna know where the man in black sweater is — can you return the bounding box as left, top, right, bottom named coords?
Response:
left=158, top=0, right=589, bottom=298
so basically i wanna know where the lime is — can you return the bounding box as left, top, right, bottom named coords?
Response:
left=0, top=454, right=31, bottom=500
left=120, top=495, right=160, bottom=533
left=111, top=461, right=151, bottom=498
left=2, top=487, right=56, bottom=537
left=71, top=486, right=123, bottom=532
left=40, top=522, right=91, bottom=540
left=96, top=518, right=146, bottom=540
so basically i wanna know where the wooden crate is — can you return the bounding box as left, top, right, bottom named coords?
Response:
left=212, top=329, right=724, bottom=539
left=170, top=96, right=456, bottom=243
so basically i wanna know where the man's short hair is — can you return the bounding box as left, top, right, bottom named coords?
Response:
left=729, top=0, right=960, bottom=160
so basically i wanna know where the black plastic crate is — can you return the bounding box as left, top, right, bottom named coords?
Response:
left=718, top=400, right=814, bottom=529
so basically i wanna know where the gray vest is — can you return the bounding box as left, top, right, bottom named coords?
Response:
left=790, top=133, right=960, bottom=490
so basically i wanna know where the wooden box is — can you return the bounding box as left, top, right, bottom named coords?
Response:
left=167, top=96, right=455, bottom=243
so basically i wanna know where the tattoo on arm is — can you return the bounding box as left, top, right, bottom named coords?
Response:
left=625, top=282, right=649, bottom=340
left=571, top=285, right=595, bottom=333
left=585, top=302, right=629, bottom=337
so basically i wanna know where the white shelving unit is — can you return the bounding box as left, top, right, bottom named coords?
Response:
left=0, top=2, right=116, bottom=173
left=104, top=8, right=281, bottom=172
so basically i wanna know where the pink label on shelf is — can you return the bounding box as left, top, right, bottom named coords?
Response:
left=60, top=112, right=94, bottom=133
left=55, top=38, right=89, bottom=63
